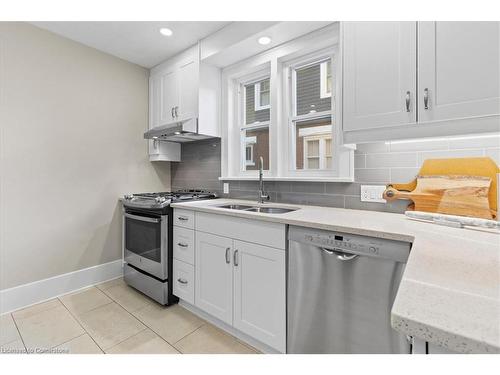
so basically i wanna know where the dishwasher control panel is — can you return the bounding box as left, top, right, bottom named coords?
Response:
left=292, top=226, right=411, bottom=262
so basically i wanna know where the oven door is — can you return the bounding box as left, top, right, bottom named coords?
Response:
left=123, top=211, right=168, bottom=280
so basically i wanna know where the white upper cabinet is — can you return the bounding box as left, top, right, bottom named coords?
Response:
left=418, top=21, right=500, bottom=123
left=342, top=21, right=500, bottom=143
left=159, top=69, right=179, bottom=125
left=177, top=59, right=199, bottom=122
left=342, top=22, right=417, bottom=131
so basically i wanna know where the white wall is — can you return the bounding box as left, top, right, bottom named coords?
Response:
left=0, top=22, right=171, bottom=290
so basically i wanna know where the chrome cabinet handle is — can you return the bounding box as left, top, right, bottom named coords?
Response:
left=177, top=216, right=188, bottom=221
left=174, top=106, right=179, bottom=117
left=171, top=107, right=175, bottom=118
left=177, top=242, right=188, bottom=248
left=233, top=250, right=239, bottom=266
left=177, top=278, right=188, bottom=284
left=424, top=88, right=429, bottom=110
left=405, top=91, right=411, bottom=112
left=225, top=247, right=231, bottom=264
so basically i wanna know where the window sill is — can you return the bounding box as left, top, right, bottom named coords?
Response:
left=218, top=176, right=354, bottom=183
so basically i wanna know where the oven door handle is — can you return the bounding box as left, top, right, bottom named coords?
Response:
left=124, top=213, right=160, bottom=223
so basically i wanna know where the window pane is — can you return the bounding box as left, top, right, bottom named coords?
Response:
left=295, top=61, right=332, bottom=116
left=245, top=78, right=270, bottom=124
left=294, top=117, right=332, bottom=170
left=242, top=126, right=269, bottom=171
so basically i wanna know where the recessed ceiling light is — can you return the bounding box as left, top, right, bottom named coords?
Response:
left=258, top=36, right=272, bottom=45
left=159, top=28, right=173, bottom=37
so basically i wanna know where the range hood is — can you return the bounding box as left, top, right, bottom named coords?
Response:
left=144, top=118, right=217, bottom=143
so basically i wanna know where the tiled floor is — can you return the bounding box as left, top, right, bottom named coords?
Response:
left=0, top=278, right=259, bottom=354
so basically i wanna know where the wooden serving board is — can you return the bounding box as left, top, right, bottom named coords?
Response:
left=384, top=175, right=494, bottom=219
left=386, top=157, right=499, bottom=219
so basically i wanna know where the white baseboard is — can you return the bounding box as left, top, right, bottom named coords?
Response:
left=0, top=260, right=123, bottom=314
left=178, top=300, right=282, bottom=354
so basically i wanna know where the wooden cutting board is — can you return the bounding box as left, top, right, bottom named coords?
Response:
left=386, top=157, right=499, bottom=219
left=383, top=175, right=495, bottom=219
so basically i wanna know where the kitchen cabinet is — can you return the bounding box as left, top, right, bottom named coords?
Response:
left=418, top=22, right=500, bottom=123
left=147, top=44, right=220, bottom=161
left=342, top=21, right=500, bottom=143
left=342, top=22, right=417, bottom=131
left=233, top=240, right=286, bottom=352
left=172, top=209, right=286, bottom=352
left=195, top=231, right=233, bottom=324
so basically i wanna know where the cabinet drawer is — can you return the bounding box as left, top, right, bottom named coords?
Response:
left=173, top=209, right=195, bottom=229
left=173, top=259, right=194, bottom=304
left=196, top=212, right=286, bottom=249
left=173, top=227, right=195, bottom=265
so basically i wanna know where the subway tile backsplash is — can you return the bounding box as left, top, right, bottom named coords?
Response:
left=171, top=135, right=499, bottom=214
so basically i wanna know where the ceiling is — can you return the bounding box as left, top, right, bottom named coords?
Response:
left=30, top=21, right=231, bottom=68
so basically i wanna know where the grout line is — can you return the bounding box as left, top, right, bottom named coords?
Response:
left=10, top=313, right=27, bottom=353
left=172, top=324, right=206, bottom=347
left=56, top=296, right=105, bottom=354
left=102, top=327, right=148, bottom=353
left=50, top=332, right=86, bottom=350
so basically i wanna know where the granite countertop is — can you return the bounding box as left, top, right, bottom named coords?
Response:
left=171, top=198, right=500, bottom=354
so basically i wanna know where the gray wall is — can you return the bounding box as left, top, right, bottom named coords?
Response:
left=171, top=135, right=500, bottom=214
left=0, top=23, right=171, bottom=290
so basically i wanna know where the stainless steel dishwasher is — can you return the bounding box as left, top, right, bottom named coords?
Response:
left=287, top=225, right=412, bottom=354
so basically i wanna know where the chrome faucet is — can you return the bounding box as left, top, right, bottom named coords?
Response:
left=258, top=156, right=270, bottom=204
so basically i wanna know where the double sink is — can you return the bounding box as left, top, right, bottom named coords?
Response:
left=216, top=204, right=298, bottom=214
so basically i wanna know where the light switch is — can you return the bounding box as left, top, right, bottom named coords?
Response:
left=223, top=183, right=229, bottom=194
left=360, top=185, right=387, bottom=203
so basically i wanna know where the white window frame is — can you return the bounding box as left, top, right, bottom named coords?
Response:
left=237, top=70, right=271, bottom=175
left=320, top=60, right=332, bottom=99
left=254, top=80, right=270, bottom=111
left=284, top=49, right=338, bottom=178
left=303, top=134, right=332, bottom=170
left=220, top=23, right=354, bottom=182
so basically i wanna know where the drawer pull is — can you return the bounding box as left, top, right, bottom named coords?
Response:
left=177, top=216, right=188, bottom=221
left=234, top=250, right=239, bottom=266
left=177, top=278, right=188, bottom=285
left=177, top=242, right=188, bottom=248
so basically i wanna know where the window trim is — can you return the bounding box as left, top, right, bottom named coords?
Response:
left=254, top=80, right=270, bottom=111
left=320, top=61, right=332, bottom=99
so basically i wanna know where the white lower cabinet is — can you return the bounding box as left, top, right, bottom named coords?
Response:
left=233, top=240, right=286, bottom=353
left=173, top=211, right=287, bottom=352
left=195, top=231, right=233, bottom=325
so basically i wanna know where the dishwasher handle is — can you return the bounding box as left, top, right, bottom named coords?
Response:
left=322, top=247, right=359, bottom=261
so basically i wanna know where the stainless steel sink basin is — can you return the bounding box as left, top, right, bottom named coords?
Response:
left=216, top=204, right=253, bottom=210
left=245, top=207, right=298, bottom=214
left=215, top=204, right=298, bottom=214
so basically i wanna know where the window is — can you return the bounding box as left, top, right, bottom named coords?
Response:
left=240, top=76, right=270, bottom=171
left=291, top=58, right=333, bottom=171
left=255, top=79, right=270, bottom=110
left=221, top=26, right=353, bottom=181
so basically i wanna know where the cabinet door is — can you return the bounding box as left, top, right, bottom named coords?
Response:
left=342, top=22, right=417, bottom=131
left=418, top=22, right=500, bottom=123
left=149, top=75, right=162, bottom=129
left=195, top=232, right=233, bottom=324
left=177, top=59, right=199, bottom=122
left=160, top=69, right=178, bottom=125
left=233, top=240, right=286, bottom=352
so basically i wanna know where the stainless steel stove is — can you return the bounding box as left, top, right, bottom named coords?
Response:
left=122, top=190, right=216, bottom=305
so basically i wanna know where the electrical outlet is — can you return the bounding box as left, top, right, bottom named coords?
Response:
left=360, top=185, right=387, bottom=203
left=223, top=183, right=229, bottom=194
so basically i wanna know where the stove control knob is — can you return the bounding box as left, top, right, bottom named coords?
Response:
left=155, top=196, right=165, bottom=203
left=124, top=194, right=133, bottom=200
